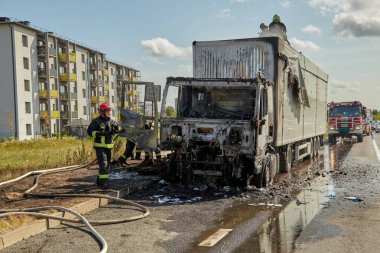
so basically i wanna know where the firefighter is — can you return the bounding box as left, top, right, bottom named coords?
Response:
left=87, top=102, right=121, bottom=189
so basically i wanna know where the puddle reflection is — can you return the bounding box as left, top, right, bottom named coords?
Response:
left=191, top=144, right=342, bottom=253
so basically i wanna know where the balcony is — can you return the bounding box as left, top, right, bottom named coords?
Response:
left=104, top=69, right=109, bottom=76
left=60, top=92, right=69, bottom=100
left=51, top=111, right=59, bottom=118
left=71, top=111, right=78, bottom=118
left=59, top=73, right=77, bottom=81
left=39, top=111, right=48, bottom=119
left=117, top=74, right=128, bottom=80
left=38, top=68, right=47, bottom=77
left=90, top=63, right=97, bottom=70
left=39, top=90, right=48, bottom=98
left=117, top=101, right=129, bottom=107
left=91, top=96, right=97, bottom=104
left=49, top=69, right=58, bottom=78
left=50, top=89, right=58, bottom=98
left=69, top=52, right=76, bottom=62
left=104, top=83, right=109, bottom=91
left=58, top=52, right=76, bottom=63
left=58, top=53, right=67, bottom=62
left=61, top=111, right=69, bottom=118
left=127, top=90, right=138, bottom=95
left=37, top=47, right=57, bottom=56
left=128, top=76, right=139, bottom=82
left=91, top=113, right=99, bottom=119
left=71, top=92, right=78, bottom=100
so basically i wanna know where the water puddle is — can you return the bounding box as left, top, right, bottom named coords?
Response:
left=189, top=144, right=341, bottom=253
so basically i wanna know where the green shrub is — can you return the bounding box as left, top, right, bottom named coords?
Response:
left=1, top=137, right=7, bottom=142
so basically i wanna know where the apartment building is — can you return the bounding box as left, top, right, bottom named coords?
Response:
left=0, top=17, right=140, bottom=140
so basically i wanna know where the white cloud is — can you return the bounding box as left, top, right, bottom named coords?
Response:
left=141, top=38, right=191, bottom=59
left=142, top=56, right=166, bottom=65
left=302, top=25, right=322, bottom=34
left=230, top=0, right=247, bottom=3
left=308, top=0, right=380, bottom=37
left=329, top=79, right=361, bottom=94
left=289, top=37, right=321, bottom=51
left=217, top=8, right=233, bottom=19
left=280, top=1, right=290, bottom=8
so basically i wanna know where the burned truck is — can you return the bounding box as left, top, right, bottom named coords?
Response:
left=160, top=30, right=328, bottom=187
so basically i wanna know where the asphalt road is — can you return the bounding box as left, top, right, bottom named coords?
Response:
left=295, top=133, right=380, bottom=253
left=2, top=133, right=379, bottom=253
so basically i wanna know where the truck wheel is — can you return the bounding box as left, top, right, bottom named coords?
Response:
left=314, top=137, right=320, bottom=157
left=357, top=135, right=363, bottom=143
left=309, top=138, right=314, bottom=159
left=280, top=145, right=292, bottom=173
left=253, top=171, right=263, bottom=188
left=329, top=135, right=336, bottom=145
left=262, top=165, right=271, bottom=187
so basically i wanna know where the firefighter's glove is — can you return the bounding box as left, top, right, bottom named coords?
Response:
left=111, top=122, right=121, bottom=134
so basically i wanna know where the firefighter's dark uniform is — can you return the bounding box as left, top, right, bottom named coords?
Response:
left=87, top=116, right=121, bottom=189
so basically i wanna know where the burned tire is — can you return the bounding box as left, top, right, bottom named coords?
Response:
left=253, top=171, right=263, bottom=188
left=262, top=165, right=272, bottom=188
left=280, top=145, right=292, bottom=173
left=329, top=135, right=336, bottom=145
left=357, top=135, right=363, bottom=143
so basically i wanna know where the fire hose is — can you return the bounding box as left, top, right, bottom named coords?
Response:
left=0, top=160, right=151, bottom=253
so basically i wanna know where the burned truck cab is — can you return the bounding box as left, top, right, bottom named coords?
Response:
left=160, top=77, right=274, bottom=186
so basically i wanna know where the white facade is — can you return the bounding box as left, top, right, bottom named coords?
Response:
left=0, top=19, right=140, bottom=140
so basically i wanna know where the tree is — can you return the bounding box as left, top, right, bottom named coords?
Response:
left=6, top=111, right=15, bottom=136
left=373, top=109, right=378, bottom=115
left=165, top=106, right=176, bottom=117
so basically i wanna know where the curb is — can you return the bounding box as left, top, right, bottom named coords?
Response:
left=0, top=189, right=127, bottom=250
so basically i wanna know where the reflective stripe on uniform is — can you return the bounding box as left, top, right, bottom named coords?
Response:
left=92, top=131, right=98, bottom=138
left=93, top=142, right=114, bottom=148
left=98, top=174, right=109, bottom=179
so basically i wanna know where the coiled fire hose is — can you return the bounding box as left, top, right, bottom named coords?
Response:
left=0, top=160, right=150, bottom=253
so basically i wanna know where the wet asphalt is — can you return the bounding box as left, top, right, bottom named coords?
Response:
left=1, top=134, right=379, bottom=253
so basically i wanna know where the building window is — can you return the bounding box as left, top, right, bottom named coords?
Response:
left=23, top=57, right=29, bottom=69
left=111, top=82, right=114, bottom=89
left=82, top=71, right=85, bottom=81
left=22, top=35, right=28, bottom=47
left=83, top=106, right=87, bottom=115
left=81, top=54, right=85, bottom=63
left=112, top=96, right=114, bottom=103
left=25, top=102, right=31, bottom=113
left=26, top=124, right=32, bottom=135
left=82, top=89, right=86, bottom=98
left=111, top=68, right=113, bottom=75
left=24, top=80, right=30, bottom=91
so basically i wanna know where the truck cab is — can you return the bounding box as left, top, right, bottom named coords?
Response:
left=328, top=101, right=365, bottom=144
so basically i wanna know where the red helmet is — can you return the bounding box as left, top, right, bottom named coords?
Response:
left=99, top=102, right=111, bottom=112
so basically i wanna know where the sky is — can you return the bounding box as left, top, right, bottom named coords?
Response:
left=2, top=0, right=380, bottom=109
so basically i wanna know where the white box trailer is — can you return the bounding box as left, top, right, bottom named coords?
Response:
left=160, top=36, right=328, bottom=187
left=192, top=37, right=328, bottom=148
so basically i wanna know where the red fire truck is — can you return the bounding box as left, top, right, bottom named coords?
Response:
left=328, top=101, right=368, bottom=144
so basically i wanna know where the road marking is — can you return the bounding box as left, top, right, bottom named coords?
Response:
left=371, top=134, right=380, bottom=162
left=198, top=228, right=233, bottom=247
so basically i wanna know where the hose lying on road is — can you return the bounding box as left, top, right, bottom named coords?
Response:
left=0, top=160, right=151, bottom=253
